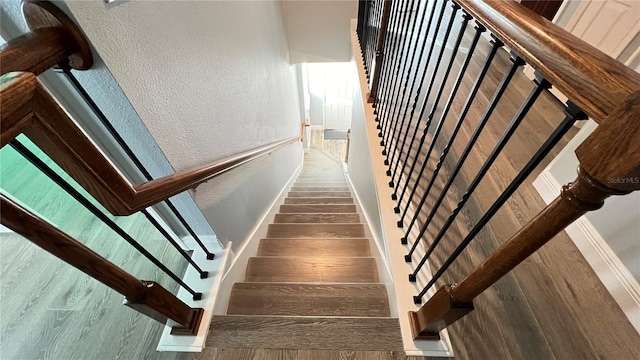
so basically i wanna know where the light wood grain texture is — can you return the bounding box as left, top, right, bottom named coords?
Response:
left=288, top=191, right=351, bottom=198
left=266, top=224, right=364, bottom=238
left=284, top=197, right=354, bottom=205
left=274, top=213, right=361, bottom=224
left=227, top=283, right=390, bottom=317
left=455, top=0, right=640, bottom=124
left=206, top=316, right=403, bottom=351
left=279, top=204, right=357, bottom=213
left=291, top=186, right=350, bottom=192
left=2, top=83, right=304, bottom=216
left=0, top=72, right=36, bottom=146
left=245, top=257, right=379, bottom=283
left=257, top=238, right=370, bottom=257
left=371, top=28, right=640, bottom=358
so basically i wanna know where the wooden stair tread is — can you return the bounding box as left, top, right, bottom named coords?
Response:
left=267, top=223, right=364, bottom=238
left=227, top=283, right=390, bottom=317
left=274, top=213, right=361, bottom=223
left=280, top=204, right=357, bottom=213
left=206, top=315, right=403, bottom=351
left=257, top=238, right=370, bottom=257
left=288, top=191, right=351, bottom=197
left=291, top=186, right=350, bottom=192
left=245, top=257, right=379, bottom=283
left=284, top=197, right=354, bottom=205
left=292, top=182, right=349, bottom=187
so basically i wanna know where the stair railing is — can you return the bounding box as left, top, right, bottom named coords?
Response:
left=356, top=0, right=640, bottom=339
left=1, top=0, right=303, bottom=336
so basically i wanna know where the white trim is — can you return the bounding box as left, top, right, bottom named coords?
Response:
left=350, top=20, right=453, bottom=357
left=156, top=241, right=231, bottom=352
left=157, top=154, right=303, bottom=352
left=212, top=159, right=303, bottom=315
left=345, top=172, right=398, bottom=318
left=533, top=171, right=640, bottom=335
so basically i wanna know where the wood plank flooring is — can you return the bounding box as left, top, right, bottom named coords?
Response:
left=1, top=25, right=638, bottom=360
left=380, top=23, right=640, bottom=360
left=0, top=137, right=187, bottom=360
left=214, top=150, right=401, bottom=353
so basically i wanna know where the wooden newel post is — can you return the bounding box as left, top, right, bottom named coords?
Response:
left=0, top=0, right=92, bottom=76
left=367, top=0, right=392, bottom=103
left=0, top=195, right=204, bottom=335
left=409, top=92, right=640, bottom=339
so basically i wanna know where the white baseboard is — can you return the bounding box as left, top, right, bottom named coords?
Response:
left=349, top=20, right=453, bottom=357
left=211, top=159, right=303, bottom=315
left=345, top=172, right=398, bottom=318
left=156, top=241, right=231, bottom=352
left=533, top=170, right=640, bottom=334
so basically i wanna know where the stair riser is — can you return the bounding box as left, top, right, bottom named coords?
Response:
left=296, top=179, right=346, bottom=183
left=279, top=204, right=357, bottom=213
left=273, top=213, right=361, bottom=223
left=257, top=238, right=370, bottom=257
left=227, top=283, right=390, bottom=317
left=284, top=198, right=354, bottom=205
left=291, top=187, right=350, bottom=192
left=267, top=224, right=365, bottom=238
left=245, top=257, right=379, bottom=283
left=288, top=192, right=351, bottom=198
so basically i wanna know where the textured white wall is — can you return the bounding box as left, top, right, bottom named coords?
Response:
left=282, top=0, right=358, bottom=63
left=25, top=0, right=303, bottom=251
left=0, top=1, right=213, bottom=236
left=347, top=66, right=386, bottom=260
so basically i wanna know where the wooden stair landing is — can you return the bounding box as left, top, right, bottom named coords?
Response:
left=227, top=283, right=390, bottom=317
left=207, top=316, right=403, bottom=351
left=214, top=150, right=399, bottom=351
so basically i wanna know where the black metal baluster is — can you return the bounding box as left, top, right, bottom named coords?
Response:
left=377, top=0, right=415, bottom=139
left=390, top=6, right=468, bottom=206
left=387, top=0, right=450, bottom=165
left=386, top=0, right=456, bottom=198
left=377, top=0, right=431, bottom=161
left=408, top=65, right=550, bottom=286
left=413, top=99, right=587, bottom=303
left=357, top=0, right=368, bottom=40
left=398, top=25, right=493, bottom=242
left=373, top=0, right=408, bottom=123
left=56, top=63, right=216, bottom=260
left=9, top=140, right=203, bottom=300
left=379, top=0, right=442, bottom=175
left=367, top=0, right=382, bottom=76
left=379, top=0, right=437, bottom=156
left=403, top=53, right=525, bottom=261
left=141, top=210, right=208, bottom=279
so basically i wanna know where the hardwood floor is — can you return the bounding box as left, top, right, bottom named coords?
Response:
left=381, top=24, right=640, bottom=360
left=1, top=26, right=638, bottom=360
left=0, top=136, right=188, bottom=360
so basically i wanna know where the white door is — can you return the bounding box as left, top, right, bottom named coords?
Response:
left=562, top=0, right=640, bottom=58
left=323, top=63, right=354, bottom=130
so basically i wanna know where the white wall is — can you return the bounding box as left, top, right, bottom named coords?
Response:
left=541, top=121, right=640, bottom=282
left=282, top=0, right=358, bottom=63
left=3, top=1, right=303, bottom=252
left=0, top=1, right=213, bottom=237
left=347, top=68, right=386, bottom=261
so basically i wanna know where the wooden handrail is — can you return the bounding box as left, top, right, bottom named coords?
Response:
left=0, top=0, right=92, bottom=75
left=454, top=0, right=640, bottom=125
left=352, top=0, right=640, bottom=341
left=1, top=72, right=304, bottom=215
left=0, top=194, right=204, bottom=335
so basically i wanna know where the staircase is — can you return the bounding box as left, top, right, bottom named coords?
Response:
left=207, top=150, right=403, bottom=350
